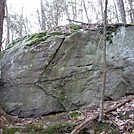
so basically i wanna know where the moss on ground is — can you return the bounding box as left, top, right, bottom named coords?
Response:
left=41, top=122, right=75, bottom=134
left=3, top=128, right=21, bottom=134
left=69, top=110, right=84, bottom=119
left=24, top=123, right=44, bottom=131
left=3, top=122, right=75, bottom=134
left=42, top=112, right=66, bottom=122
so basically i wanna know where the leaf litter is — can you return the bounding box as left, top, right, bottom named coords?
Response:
left=0, top=95, right=133, bottom=134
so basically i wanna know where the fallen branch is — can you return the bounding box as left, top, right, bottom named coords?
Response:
left=66, top=19, right=90, bottom=25
left=71, top=96, right=134, bottom=134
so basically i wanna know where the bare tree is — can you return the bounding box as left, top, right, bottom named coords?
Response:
left=98, top=0, right=104, bottom=23
left=117, top=0, right=127, bottom=25
left=82, top=0, right=90, bottom=23
left=98, top=0, right=108, bottom=122
left=71, top=0, right=77, bottom=20
left=5, top=3, right=10, bottom=46
left=40, top=0, right=47, bottom=30
left=113, top=0, right=120, bottom=23
left=128, top=0, right=134, bottom=23
left=0, top=0, right=6, bottom=51
left=64, top=0, right=71, bottom=22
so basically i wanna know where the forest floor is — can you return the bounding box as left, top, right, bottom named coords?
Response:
left=0, top=95, right=134, bottom=134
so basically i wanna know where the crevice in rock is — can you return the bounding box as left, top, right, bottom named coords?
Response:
left=77, top=63, right=93, bottom=67
left=8, top=105, right=23, bottom=115
left=17, top=108, right=41, bottom=118
left=38, top=37, right=65, bottom=81
left=121, top=75, right=134, bottom=90
left=39, top=69, right=94, bottom=83
left=35, top=83, right=67, bottom=111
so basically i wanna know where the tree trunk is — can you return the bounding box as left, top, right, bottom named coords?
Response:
left=117, top=0, right=126, bottom=25
left=82, top=0, right=90, bottom=23
left=5, top=3, right=10, bottom=46
left=128, top=0, right=134, bottom=23
left=98, top=0, right=104, bottom=23
left=40, top=0, right=46, bottom=30
left=71, top=0, right=77, bottom=20
left=64, top=0, right=71, bottom=23
left=0, top=0, right=6, bottom=51
left=113, top=0, right=120, bottom=23
left=98, top=0, right=108, bottom=122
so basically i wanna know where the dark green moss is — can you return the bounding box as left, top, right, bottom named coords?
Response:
left=6, top=35, right=29, bottom=49
left=99, top=23, right=134, bottom=44
left=0, top=51, right=5, bottom=61
left=69, top=110, right=84, bottom=119
left=3, top=128, right=21, bottom=134
left=42, top=112, right=66, bottom=122
left=27, top=32, right=47, bottom=41
left=42, top=122, right=75, bottom=134
left=49, top=31, right=64, bottom=36
left=25, top=123, right=44, bottom=132
left=99, top=25, right=120, bottom=44
left=27, top=35, right=50, bottom=46
left=69, top=24, right=81, bottom=30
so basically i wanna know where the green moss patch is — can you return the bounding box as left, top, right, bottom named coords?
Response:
left=26, top=32, right=50, bottom=46
left=27, top=36, right=50, bottom=46
left=24, top=123, right=44, bottom=131
left=49, top=31, right=64, bottom=36
left=68, top=24, right=81, bottom=30
left=69, top=110, right=85, bottom=120
left=3, top=128, right=21, bottom=134
left=42, top=122, right=75, bottom=134
left=42, top=112, right=66, bottom=122
left=0, top=51, right=6, bottom=61
left=28, top=32, right=47, bottom=40
left=6, top=35, right=29, bottom=49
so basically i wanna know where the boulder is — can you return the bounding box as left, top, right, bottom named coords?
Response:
left=0, top=25, right=134, bottom=117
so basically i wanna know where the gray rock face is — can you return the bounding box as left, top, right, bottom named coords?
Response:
left=0, top=26, right=134, bottom=117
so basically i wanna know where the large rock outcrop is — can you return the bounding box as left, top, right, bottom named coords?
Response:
left=0, top=25, right=134, bottom=117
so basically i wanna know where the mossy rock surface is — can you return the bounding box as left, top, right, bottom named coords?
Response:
left=1, top=25, right=134, bottom=118
left=68, top=24, right=81, bottom=30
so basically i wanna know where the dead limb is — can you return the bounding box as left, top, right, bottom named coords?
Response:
left=66, top=19, right=89, bottom=25
left=70, top=96, right=134, bottom=134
